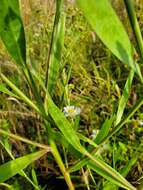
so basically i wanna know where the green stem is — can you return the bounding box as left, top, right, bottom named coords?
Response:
left=124, top=0, right=143, bottom=61
left=0, top=129, right=50, bottom=150
left=50, top=139, right=75, bottom=190
left=0, top=183, right=13, bottom=190
left=0, top=73, right=40, bottom=113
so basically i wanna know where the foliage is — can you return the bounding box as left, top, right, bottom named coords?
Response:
left=0, top=0, right=143, bottom=189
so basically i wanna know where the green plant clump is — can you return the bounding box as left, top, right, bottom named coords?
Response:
left=0, top=0, right=143, bottom=189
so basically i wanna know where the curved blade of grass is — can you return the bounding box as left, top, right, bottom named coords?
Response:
left=0, top=0, right=26, bottom=66
left=0, top=73, right=41, bottom=114
left=115, top=70, right=134, bottom=125
left=46, top=0, right=65, bottom=95
left=77, top=133, right=97, bottom=148
left=0, top=84, right=19, bottom=99
left=0, top=150, right=47, bottom=183
left=0, top=139, right=44, bottom=190
left=0, top=183, right=14, bottom=190
left=94, top=116, right=115, bottom=145
left=76, top=0, right=142, bottom=81
left=0, top=0, right=45, bottom=114
left=103, top=156, right=137, bottom=190
left=47, top=93, right=82, bottom=151
left=87, top=157, right=136, bottom=190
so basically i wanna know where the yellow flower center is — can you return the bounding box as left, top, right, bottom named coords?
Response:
left=68, top=108, right=76, bottom=114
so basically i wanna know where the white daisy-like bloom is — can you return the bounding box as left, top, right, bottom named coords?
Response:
left=139, top=121, right=143, bottom=126
left=63, top=105, right=81, bottom=118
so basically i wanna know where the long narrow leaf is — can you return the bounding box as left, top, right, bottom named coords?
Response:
left=0, top=0, right=26, bottom=66
left=115, top=70, right=134, bottom=125
left=76, top=0, right=142, bottom=81
left=47, top=93, right=82, bottom=151
left=103, top=157, right=137, bottom=190
left=0, top=150, right=47, bottom=183
left=0, top=73, right=40, bottom=114
left=47, top=1, right=65, bottom=95
left=94, top=116, right=115, bottom=145
left=88, top=158, right=136, bottom=190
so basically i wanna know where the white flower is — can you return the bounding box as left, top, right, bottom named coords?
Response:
left=139, top=121, right=143, bottom=126
left=63, top=105, right=81, bottom=118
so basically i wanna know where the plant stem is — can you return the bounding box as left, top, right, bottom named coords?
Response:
left=0, top=183, right=13, bottom=190
left=0, top=73, right=40, bottom=114
left=0, top=129, right=50, bottom=151
left=50, top=139, right=75, bottom=190
left=124, top=0, right=143, bottom=61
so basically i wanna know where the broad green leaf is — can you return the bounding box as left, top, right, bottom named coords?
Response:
left=0, top=133, right=41, bottom=190
left=0, top=150, right=47, bottom=183
left=0, top=0, right=26, bottom=66
left=0, top=0, right=46, bottom=118
left=47, top=0, right=65, bottom=95
left=76, top=0, right=142, bottom=81
left=115, top=70, right=134, bottom=125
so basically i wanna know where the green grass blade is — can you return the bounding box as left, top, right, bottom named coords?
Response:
left=0, top=150, right=47, bottom=183
left=47, top=2, right=65, bottom=95
left=87, top=157, right=136, bottom=190
left=103, top=157, right=137, bottom=190
left=94, top=116, right=115, bottom=145
left=76, top=0, right=142, bottom=81
left=0, top=73, right=41, bottom=114
left=115, top=70, right=134, bottom=125
left=77, top=133, right=97, bottom=148
left=0, top=0, right=26, bottom=66
left=0, top=84, right=19, bottom=99
left=0, top=139, right=42, bottom=190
